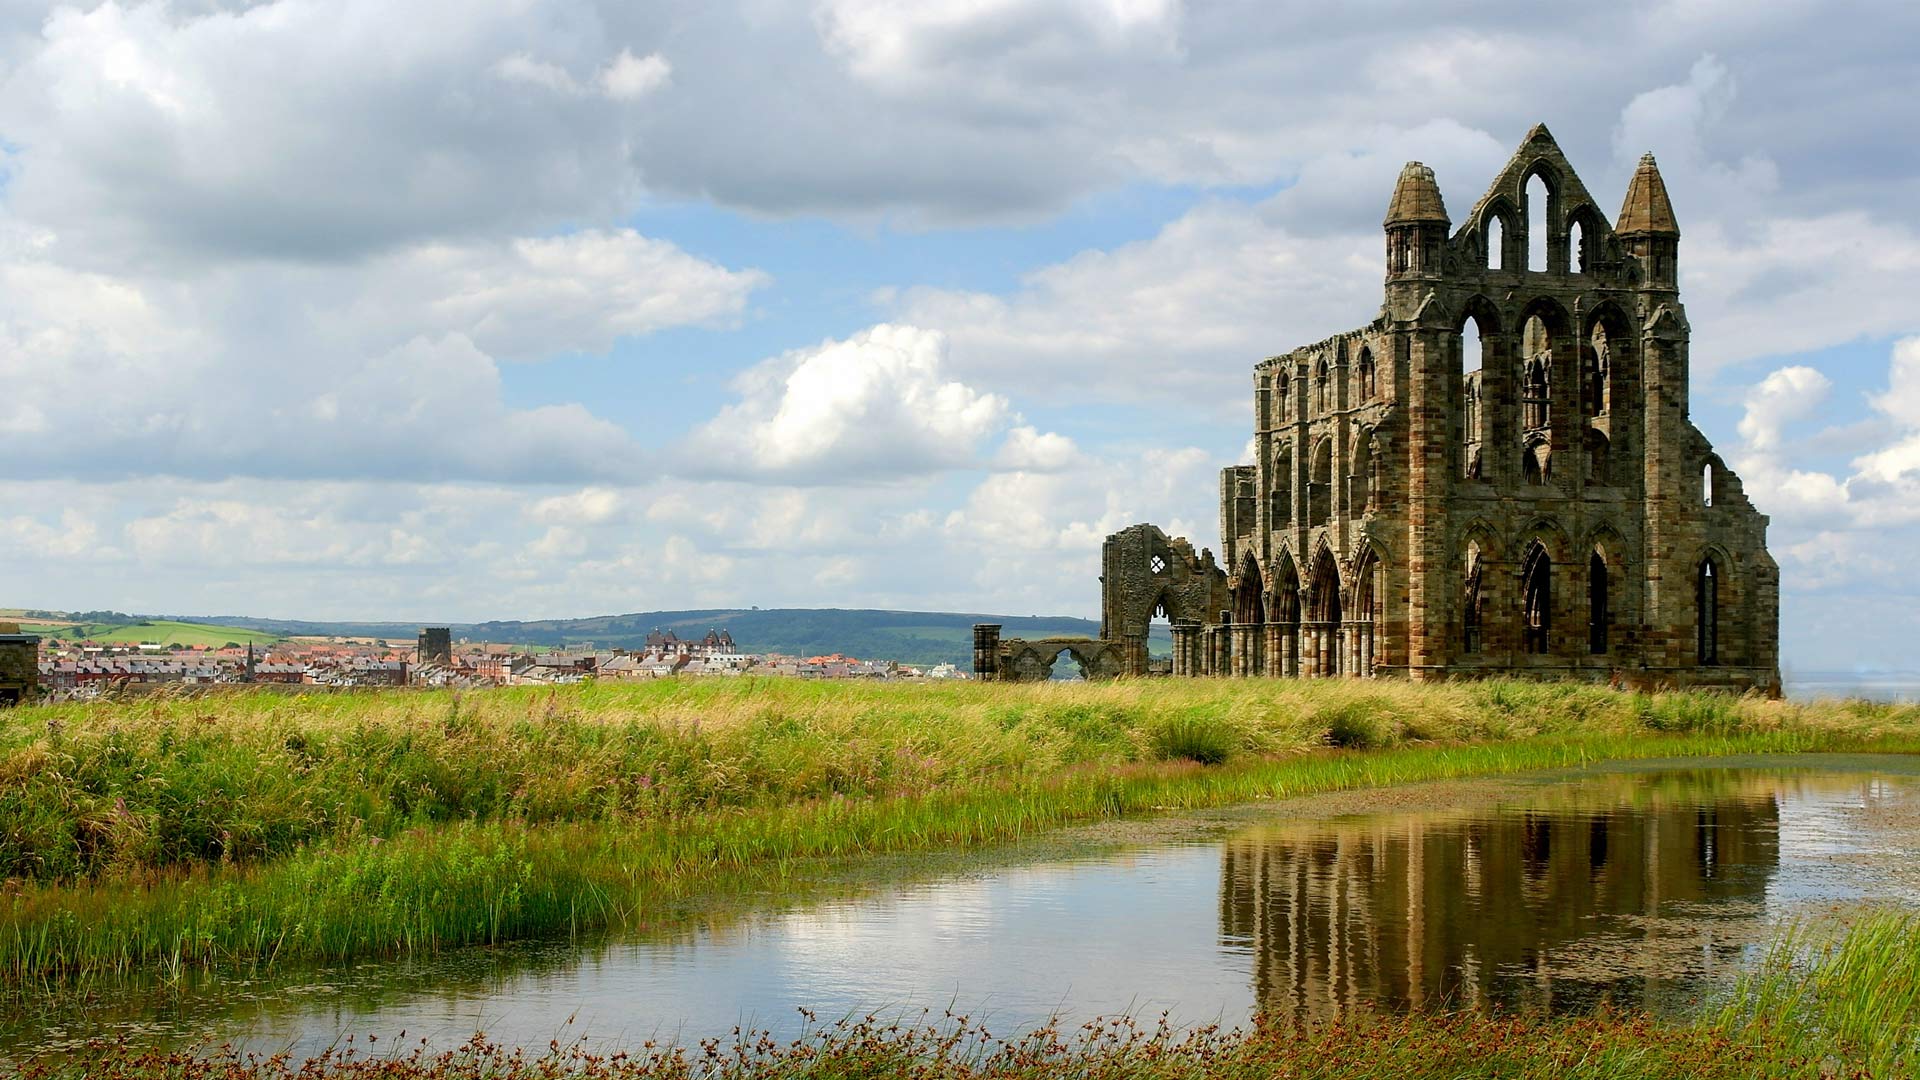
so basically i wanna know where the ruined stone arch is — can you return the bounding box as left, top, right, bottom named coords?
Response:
left=1520, top=159, right=1562, bottom=271
left=1583, top=300, right=1633, bottom=424
left=1478, top=198, right=1518, bottom=270
left=1355, top=344, right=1378, bottom=402
left=1348, top=425, right=1381, bottom=514
left=1584, top=525, right=1629, bottom=657
left=1233, top=550, right=1266, bottom=626
left=1307, top=436, right=1335, bottom=526
left=1695, top=542, right=1745, bottom=667
left=997, top=638, right=1129, bottom=682
left=1564, top=203, right=1607, bottom=273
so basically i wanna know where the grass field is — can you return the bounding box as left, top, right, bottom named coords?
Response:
left=3, top=677, right=1918, bottom=983
left=9, top=619, right=282, bottom=647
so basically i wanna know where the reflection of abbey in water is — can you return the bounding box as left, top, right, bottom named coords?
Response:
left=1218, top=779, right=1781, bottom=1022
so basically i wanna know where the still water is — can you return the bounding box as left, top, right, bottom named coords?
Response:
left=9, top=755, right=1920, bottom=1061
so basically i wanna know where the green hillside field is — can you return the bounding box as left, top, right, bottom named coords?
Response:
left=20, top=619, right=281, bottom=648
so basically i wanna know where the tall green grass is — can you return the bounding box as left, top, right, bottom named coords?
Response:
left=3, top=679, right=1917, bottom=980
left=1717, top=909, right=1920, bottom=1074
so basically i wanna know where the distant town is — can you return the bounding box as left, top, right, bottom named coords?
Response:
left=16, top=624, right=968, bottom=698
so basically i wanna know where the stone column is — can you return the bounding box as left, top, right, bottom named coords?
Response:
left=1264, top=624, right=1283, bottom=677
left=972, top=624, right=1002, bottom=681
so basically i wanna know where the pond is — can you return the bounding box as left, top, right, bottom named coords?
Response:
left=7, top=754, right=1920, bottom=1062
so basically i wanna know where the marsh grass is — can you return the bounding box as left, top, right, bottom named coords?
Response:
left=1717, top=909, right=1920, bottom=1074
left=3, top=678, right=1918, bottom=980
left=1, top=1009, right=1799, bottom=1079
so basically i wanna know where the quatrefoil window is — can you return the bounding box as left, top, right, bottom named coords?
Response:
left=1148, top=554, right=1167, bottom=575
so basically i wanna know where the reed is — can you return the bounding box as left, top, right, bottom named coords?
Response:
left=3, top=679, right=1916, bottom=979
left=0, top=1008, right=1801, bottom=1079
left=1716, top=909, right=1920, bottom=1074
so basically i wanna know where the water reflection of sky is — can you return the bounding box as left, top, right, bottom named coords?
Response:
left=8, top=761, right=1920, bottom=1063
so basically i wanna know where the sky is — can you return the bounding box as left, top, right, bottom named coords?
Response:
left=0, top=0, right=1916, bottom=674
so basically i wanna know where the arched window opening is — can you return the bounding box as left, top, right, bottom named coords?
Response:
left=1697, top=558, right=1720, bottom=665
left=1522, top=542, right=1551, bottom=655
left=1569, top=218, right=1588, bottom=273
left=1463, top=542, right=1484, bottom=655
left=1308, top=439, right=1333, bottom=527
left=1703, top=462, right=1715, bottom=507
left=1523, top=441, right=1550, bottom=485
left=1313, top=358, right=1330, bottom=415
left=1274, top=370, right=1291, bottom=422
left=1348, top=433, right=1377, bottom=515
left=1585, top=429, right=1610, bottom=486
left=1588, top=551, right=1609, bottom=655
left=1357, top=348, right=1377, bottom=401
left=1048, top=649, right=1088, bottom=681
left=1274, top=559, right=1302, bottom=678
left=1461, top=315, right=1485, bottom=480
left=1586, top=323, right=1611, bottom=418
left=1308, top=548, right=1343, bottom=678
left=1234, top=554, right=1265, bottom=627
left=1270, top=446, right=1292, bottom=528
left=1485, top=215, right=1504, bottom=271
left=1521, top=315, right=1552, bottom=432
left=1526, top=173, right=1550, bottom=271
left=1352, top=549, right=1382, bottom=677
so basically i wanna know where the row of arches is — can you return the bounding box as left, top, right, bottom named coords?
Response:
left=1271, top=344, right=1382, bottom=425
left=1269, top=429, right=1385, bottom=529
left=1456, top=295, right=1629, bottom=488
left=1461, top=536, right=1728, bottom=666
left=1476, top=164, right=1609, bottom=276
left=1215, top=545, right=1386, bottom=678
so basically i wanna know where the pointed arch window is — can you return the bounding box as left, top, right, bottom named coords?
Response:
left=1698, top=558, right=1720, bottom=665
left=1270, top=445, right=1292, bottom=528
left=1463, top=543, right=1484, bottom=655
left=1522, top=542, right=1551, bottom=655
left=1314, top=358, right=1331, bottom=415
left=1357, top=348, right=1377, bottom=402
left=1588, top=551, right=1609, bottom=654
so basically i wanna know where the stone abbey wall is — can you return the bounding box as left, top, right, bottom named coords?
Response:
left=1097, top=125, right=1780, bottom=693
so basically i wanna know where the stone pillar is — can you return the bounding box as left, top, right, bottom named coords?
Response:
left=1264, top=624, right=1283, bottom=677
left=1121, top=632, right=1147, bottom=676
left=972, top=624, right=1002, bottom=681
left=1229, top=624, right=1248, bottom=678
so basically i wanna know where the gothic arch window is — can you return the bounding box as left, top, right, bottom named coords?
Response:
left=1521, top=541, right=1552, bottom=655
left=1588, top=549, right=1609, bottom=654
left=1308, top=439, right=1333, bottom=527
left=1485, top=215, right=1505, bottom=270
left=1703, top=461, right=1716, bottom=507
left=1585, top=323, right=1612, bottom=418
left=1348, top=432, right=1377, bottom=515
left=1357, top=347, right=1377, bottom=402
left=1526, top=173, right=1551, bottom=271
left=1521, top=314, right=1552, bottom=432
left=1568, top=218, right=1586, bottom=273
left=1698, top=557, right=1720, bottom=665
left=1275, top=371, right=1291, bottom=422
left=1270, top=446, right=1293, bottom=528
left=1523, top=440, right=1551, bottom=485
left=1460, top=310, right=1491, bottom=480
left=1314, top=358, right=1331, bottom=415
left=1585, top=429, right=1610, bottom=486
left=1463, top=541, right=1485, bottom=655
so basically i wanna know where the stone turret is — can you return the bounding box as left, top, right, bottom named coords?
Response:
left=1384, top=161, right=1449, bottom=278
left=1617, top=152, right=1679, bottom=289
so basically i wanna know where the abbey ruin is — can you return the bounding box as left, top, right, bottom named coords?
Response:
left=982, top=125, right=1779, bottom=692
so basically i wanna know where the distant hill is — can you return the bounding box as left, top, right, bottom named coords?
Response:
left=6, top=616, right=281, bottom=648
left=181, top=608, right=1160, bottom=667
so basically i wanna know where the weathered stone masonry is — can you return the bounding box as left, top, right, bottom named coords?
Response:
left=1088, top=125, right=1780, bottom=693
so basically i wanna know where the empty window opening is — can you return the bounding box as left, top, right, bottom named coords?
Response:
left=1586, top=323, right=1612, bottom=418
left=1522, top=542, right=1551, bottom=655
left=1463, top=543, right=1484, bottom=655
left=1588, top=551, right=1609, bottom=654
left=1461, top=316, right=1485, bottom=480
left=1697, top=558, right=1720, bottom=665
left=1569, top=218, right=1587, bottom=273
left=1308, top=439, right=1333, bottom=527
left=1314, top=358, right=1331, bottom=414
left=1357, top=348, right=1377, bottom=401
left=1270, top=447, right=1292, bottom=528
left=1521, top=315, right=1551, bottom=431
left=1526, top=174, right=1550, bottom=271
left=1485, top=216, right=1504, bottom=270
left=1703, top=462, right=1715, bottom=507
